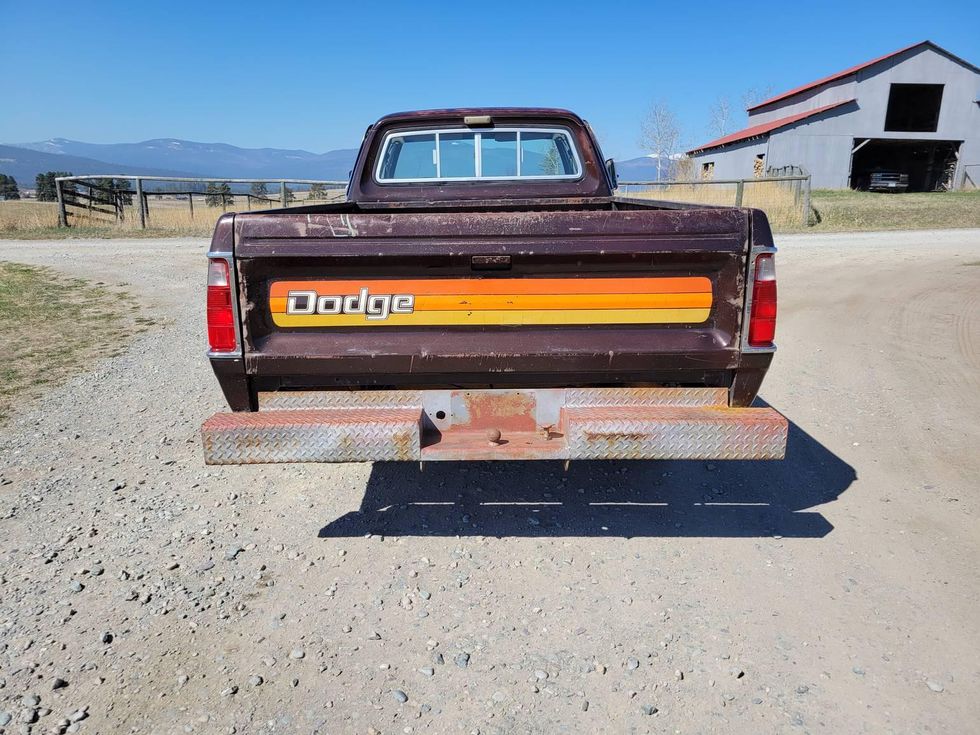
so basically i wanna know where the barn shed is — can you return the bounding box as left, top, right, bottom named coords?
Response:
left=688, top=41, right=980, bottom=191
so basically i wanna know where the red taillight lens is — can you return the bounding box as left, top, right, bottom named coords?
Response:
left=748, top=253, right=777, bottom=347
left=207, top=259, right=237, bottom=353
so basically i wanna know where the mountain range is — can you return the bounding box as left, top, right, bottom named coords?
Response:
left=1, top=137, right=667, bottom=188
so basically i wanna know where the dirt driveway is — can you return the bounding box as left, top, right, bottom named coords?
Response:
left=1, top=229, right=978, bottom=734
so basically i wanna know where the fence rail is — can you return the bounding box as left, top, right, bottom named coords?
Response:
left=617, top=174, right=812, bottom=227
left=55, top=175, right=348, bottom=228
left=53, top=173, right=815, bottom=229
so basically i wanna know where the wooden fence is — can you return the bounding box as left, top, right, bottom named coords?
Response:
left=616, top=174, right=812, bottom=227
left=55, top=175, right=348, bottom=228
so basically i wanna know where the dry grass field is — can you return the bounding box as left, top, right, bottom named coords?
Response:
left=0, top=189, right=346, bottom=239
left=1, top=187, right=978, bottom=238
left=619, top=180, right=807, bottom=229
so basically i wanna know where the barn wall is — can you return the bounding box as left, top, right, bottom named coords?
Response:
left=767, top=128, right=853, bottom=188
left=688, top=140, right=768, bottom=181
left=748, top=76, right=857, bottom=125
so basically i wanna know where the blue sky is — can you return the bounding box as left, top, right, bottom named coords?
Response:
left=2, top=0, right=978, bottom=160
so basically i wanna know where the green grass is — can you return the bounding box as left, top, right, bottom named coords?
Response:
left=0, top=261, right=150, bottom=420
left=788, top=189, right=980, bottom=233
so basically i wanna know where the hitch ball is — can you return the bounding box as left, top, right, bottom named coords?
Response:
left=486, top=429, right=502, bottom=446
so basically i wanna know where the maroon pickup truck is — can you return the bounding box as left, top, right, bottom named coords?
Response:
left=202, top=108, right=786, bottom=464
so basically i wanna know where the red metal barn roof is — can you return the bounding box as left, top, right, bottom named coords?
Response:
left=687, top=99, right=855, bottom=154
left=746, top=40, right=980, bottom=112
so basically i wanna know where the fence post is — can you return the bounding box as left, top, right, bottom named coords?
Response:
left=188, top=192, right=194, bottom=219
left=280, top=181, right=287, bottom=208
left=734, top=180, right=744, bottom=207
left=135, top=178, right=146, bottom=229
left=802, top=175, right=812, bottom=226
left=56, top=179, right=68, bottom=227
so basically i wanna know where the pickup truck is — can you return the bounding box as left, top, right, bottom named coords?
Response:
left=202, top=108, right=786, bottom=464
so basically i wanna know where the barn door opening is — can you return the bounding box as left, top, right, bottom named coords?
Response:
left=850, top=139, right=961, bottom=192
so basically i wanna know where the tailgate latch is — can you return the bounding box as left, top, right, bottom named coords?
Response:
left=471, top=254, right=511, bottom=270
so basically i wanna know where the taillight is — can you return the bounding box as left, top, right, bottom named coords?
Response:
left=207, top=258, right=237, bottom=353
left=748, top=253, right=777, bottom=347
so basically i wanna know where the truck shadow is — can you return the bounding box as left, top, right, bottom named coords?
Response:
left=317, top=411, right=854, bottom=539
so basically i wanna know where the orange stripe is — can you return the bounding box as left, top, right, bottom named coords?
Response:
left=269, top=276, right=711, bottom=299
left=270, top=291, right=712, bottom=313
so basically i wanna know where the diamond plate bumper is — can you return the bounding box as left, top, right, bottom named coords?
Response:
left=201, top=388, right=787, bottom=464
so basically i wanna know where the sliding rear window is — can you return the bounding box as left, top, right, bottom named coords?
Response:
left=376, top=127, right=582, bottom=183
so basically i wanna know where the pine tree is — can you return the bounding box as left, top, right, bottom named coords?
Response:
left=35, top=173, right=54, bottom=201
left=206, top=182, right=234, bottom=208
left=0, top=174, right=21, bottom=200
left=114, top=179, right=133, bottom=206
left=249, top=182, right=269, bottom=200
left=205, top=183, right=222, bottom=207
left=93, top=178, right=116, bottom=205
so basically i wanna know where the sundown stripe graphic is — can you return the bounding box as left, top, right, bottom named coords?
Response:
left=270, top=277, right=712, bottom=327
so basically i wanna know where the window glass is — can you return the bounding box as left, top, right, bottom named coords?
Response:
left=439, top=133, right=476, bottom=178
left=520, top=132, right=575, bottom=176
left=377, top=128, right=581, bottom=181
left=481, top=132, right=518, bottom=177
left=383, top=133, right=437, bottom=179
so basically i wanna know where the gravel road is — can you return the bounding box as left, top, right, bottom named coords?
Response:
left=1, top=229, right=978, bottom=734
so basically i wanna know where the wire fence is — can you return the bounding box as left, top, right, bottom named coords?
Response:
left=617, top=174, right=812, bottom=228
left=55, top=175, right=347, bottom=230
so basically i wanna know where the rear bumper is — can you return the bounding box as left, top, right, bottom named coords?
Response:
left=202, top=388, right=786, bottom=464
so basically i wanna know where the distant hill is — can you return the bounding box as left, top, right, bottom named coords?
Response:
left=2, top=136, right=675, bottom=189
left=0, top=145, right=199, bottom=188
left=613, top=155, right=676, bottom=182
left=13, top=138, right=359, bottom=182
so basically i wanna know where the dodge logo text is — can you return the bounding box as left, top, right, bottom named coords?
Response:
left=285, top=287, right=415, bottom=321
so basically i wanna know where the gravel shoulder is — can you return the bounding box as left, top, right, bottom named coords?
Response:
left=0, top=230, right=978, bottom=734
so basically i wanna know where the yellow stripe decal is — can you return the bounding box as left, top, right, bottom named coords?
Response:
left=273, top=308, right=711, bottom=327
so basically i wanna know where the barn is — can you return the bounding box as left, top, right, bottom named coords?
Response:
left=687, top=41, right=980, bottom=191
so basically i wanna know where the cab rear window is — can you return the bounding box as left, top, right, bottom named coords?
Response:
left=376, top=127, right=582, bottom=183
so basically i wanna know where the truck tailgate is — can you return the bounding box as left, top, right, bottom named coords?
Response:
left=233, top=207, right=749, bottom=390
